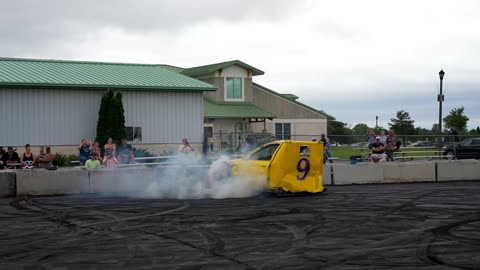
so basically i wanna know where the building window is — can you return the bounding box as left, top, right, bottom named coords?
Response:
left=125, top=127, right=142, bottom=142
left=226, top=77, right=243, bottom=100
left=275, top=123, right=291, bottom=140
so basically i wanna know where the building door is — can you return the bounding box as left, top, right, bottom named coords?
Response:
left=204, top=126, right=213, bottom=152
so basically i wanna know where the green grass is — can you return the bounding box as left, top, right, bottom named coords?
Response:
left=330, top=146, right=442, bottom=160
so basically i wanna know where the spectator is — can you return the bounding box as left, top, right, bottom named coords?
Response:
left=311, top=137, right=317, bottom=142
left=325, top=138, right=332, bottom=163
left=370, top=137, right=387, bottom=163
left=85, top=154, right=101, bottom=169
left=21, top=144, right=35, bottom=169
left=387, top=129, right=401, bottom=152
left=366, top=128, right=376, bottom=149
left=103, top=137, right=118, bottom=167
left=37, top=146, right=55, bottom=169
left=91, top=141, right=102, bottom=162
left=2, top=146, right=20, bottom=169
left=78, top=139, right=91, bottom=165
left=385, top=139, right=395, bottom=161
left=271, top=136, right=276, bottom=142
left=379, top=130, right=387, bottom=144
left=179, top=138, right=194, bottom=154
left=117, top=138, right=135, bottom=164
left=320, top=133, right=327, bottom=146
left=37, top=145, right=46, bottom=160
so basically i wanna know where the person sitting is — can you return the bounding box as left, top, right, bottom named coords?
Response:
left=117, top=138, right=135, bottom=164
left=387, top=129, right=402, bottom=152
left=103, top=137, right=118, bottom=167
left=37, top=146, right=55, bottom=169
left=370, top=137, right=387, bottom=163
left=179, top=138, right=194, bottom=154
left=385, top=139, right=395, bottom=161
left=78, top=139, right=91, bottom=165
left=90, top=141, right=102, bottom=163
left=2, top=146, right=20, bottom=169
left=21, top=144, right=35, bottom=169
left=85, top=154, right=101, bottom=169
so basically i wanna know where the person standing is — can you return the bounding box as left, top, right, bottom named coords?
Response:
left=379, top=130, right=387, bottom=144
left=103, top=137, right=118, bottom=167
left=78, top=139, right=91, bottom=165
left=324, top=138, right=332, bottom=163
left=366, top=128, right=376, bottom=149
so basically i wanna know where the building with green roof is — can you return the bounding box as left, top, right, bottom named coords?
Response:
left=179, top=60, right=328, bottom=151
left=0, top=57, right=216, bottom=154
left=0, top=57, right=328, bottom=154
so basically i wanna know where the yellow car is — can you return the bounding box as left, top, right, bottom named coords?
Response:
left=230, top=140, right=325, bottom=194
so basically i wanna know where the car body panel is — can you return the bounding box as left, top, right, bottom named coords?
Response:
left=231, top=141, right=325, bottom=193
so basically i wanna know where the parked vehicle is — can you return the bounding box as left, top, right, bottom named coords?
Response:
left=442, top=138, right=480, bottom=159
left=409, top=141, right=433, bottom=147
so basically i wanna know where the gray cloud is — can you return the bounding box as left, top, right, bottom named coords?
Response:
left=0, top=0, right=309, bottom=56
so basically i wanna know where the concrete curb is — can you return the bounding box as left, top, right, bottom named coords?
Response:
left=1, top=160, right=479, bottom=197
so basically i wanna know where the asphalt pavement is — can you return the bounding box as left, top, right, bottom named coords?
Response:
left=1, top=181, right=479, bottom=270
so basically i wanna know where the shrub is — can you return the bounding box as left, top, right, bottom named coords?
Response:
left=52, top=153, right=79, bottom=167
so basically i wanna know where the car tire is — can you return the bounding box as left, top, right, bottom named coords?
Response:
left=446, top=150, right=455, bottom=160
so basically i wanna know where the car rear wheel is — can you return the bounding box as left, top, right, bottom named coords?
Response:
left=446, top=150, right=455, bottom=160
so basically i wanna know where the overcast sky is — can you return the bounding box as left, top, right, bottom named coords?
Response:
left=1, top=0, right=479, bottom=130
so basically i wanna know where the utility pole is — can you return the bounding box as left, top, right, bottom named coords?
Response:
left=438, top=69, right=445, bottom=146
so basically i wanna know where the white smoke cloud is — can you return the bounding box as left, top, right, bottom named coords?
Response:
left=134, top=155, right=265, bottom=199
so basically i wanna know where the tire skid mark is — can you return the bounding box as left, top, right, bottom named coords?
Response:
left=424, top=217, right=480, bottom=270
left=140, top=229, right=255, bottom=270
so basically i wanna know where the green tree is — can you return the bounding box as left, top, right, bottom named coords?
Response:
left=112, top=91, right=126, bottom=141
left=96, top=89, right=114, bottom=147
left=328, top=119, right=353, bottom=144
left=95, top=89, right=126, bottom=148
left=352, top=123, right=369, bottom=135
left=443, top=107, right=469, bottom=133
left=388, top=110, right=415, bottom=135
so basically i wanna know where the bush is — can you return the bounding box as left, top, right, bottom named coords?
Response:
left=52, top=153, right=79, bottom=167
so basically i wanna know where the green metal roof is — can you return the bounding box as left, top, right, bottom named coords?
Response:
left=0, top=57, right=216, bottom=91
left=204, top=98, right=274, bottom=119
left=253, top=82, right=332, bottom=119
left=182, top=60, right=265, bottom=77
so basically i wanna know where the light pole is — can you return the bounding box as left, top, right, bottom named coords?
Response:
left=438, top=69, right=445, bottom=145
left=375, top=116, right=378, bottom=128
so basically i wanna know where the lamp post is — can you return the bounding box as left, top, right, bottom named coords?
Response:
left=375, top=116, right=378, bottom=128
left=438, top=69, right=445, bottom=146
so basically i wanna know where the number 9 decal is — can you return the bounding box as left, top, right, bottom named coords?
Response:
left=296, top=158, right=310, bottom=180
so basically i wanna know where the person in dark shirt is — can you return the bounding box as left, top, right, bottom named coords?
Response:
left=2, top=146, right=20, bottom=169
left=370, top=137, right=387, bottom=163
left=117, top=138, right=135, bottom=164
left=78, top=139, right=91, bottom=165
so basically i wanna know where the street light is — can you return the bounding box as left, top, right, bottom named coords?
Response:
left=375, top=116, right=378, bottom=128
left=438, top=69, right=445, bottom=145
